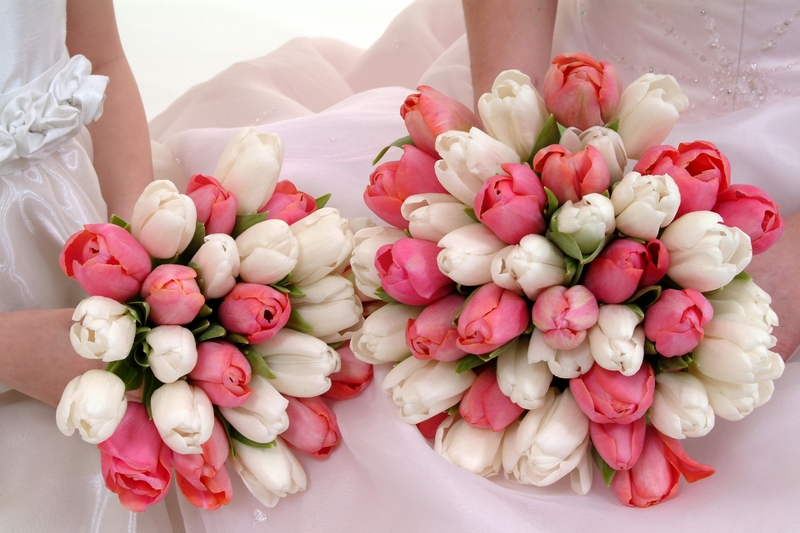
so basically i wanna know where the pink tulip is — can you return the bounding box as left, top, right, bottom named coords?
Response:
left=322, top=341, right=374, bottom=400
left=171, top=417, right=233, bottom=510
left=140, top=264, right=205, bottom=325
left=416, top=411, right=449, bottom=439
left=259, top=180, right=317, bottom=226
left=644, top=289, right=713, bottom=357
left=474, top=163, right=548, bottom=244
left=364, top=145, right=446, bottom=229
left=189, top=340, right=252, bottom=407
left=281, top=396, right=341, bottom=458
left=60, top=223, right=152, bottom=302
left=542, top=52, right=622, bottom=130
left=531, top=285, right=598, bottom=350
left=185, top=174, right=237, bottom=235
left=638, top=239, right=670, bottom=288
left=589, top=417, right=646, bottom=471
left=713, top=184, right=784, bottom=255
left=218, top=282, right=290, bottom=343
left=634, top=141, right=730, bottom=218
left=98, top=402, right=172, bottom=512
left=570, top=362, right=655, bottom=424
left=532, top=144, right=610, bottom=204
left=375, top=238, right=455, bottom=306
left=400, top=85, right=481, bottom=156
left=459, top=368, right=525, bottom=431
left=456, top=283, right=529, bottom=355
left=406, top=293, right=467, bottom=362
left=583, top=239, right=669, bottom=304
left=611, top=426, right=714, bottom=507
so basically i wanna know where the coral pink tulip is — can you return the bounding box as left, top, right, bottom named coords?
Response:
left=416, top=411, right=449, bottom=439
left=713, top=184, right=784, bottom=255
left=634, top=141, right=730, bottom=218
left=140, top=264, right=205, bottom=325
left=60, top=223, right=151, bottom=302
left=322, top=342, right=374, bottom=400
left=281, top=396, right=341, bottom=458
left=171, top=417, right=233, bottom=510
left=542, top=52, right=622, bottom=130
left=583, top=239, right=669, bottom=304
left=375, top=238, right=455, bottom=305
left=570, top=362, right=655, bottom=424
left=406, top=293, right=467, bottom=361
left=185, top=174, right=237, bottom=235
left=474, top=163, right=548, bottom=244
left=590, top=417, right=646, bottom=471
left=189, top=340, right=252, bottom=408
left=611, top=426, right=714, bottom=507
left=364, top=145, right=446, bottom=229
left=456, top=283, right=529, bottom=355
left=98, top=402, right=172, bottom=512
left=531, top=285, right=599, bottom=350
left=644, top=289, right=713, bottom=357
left=459, top=368, right=525, bottom=431
left=400, top=85, right=481, bottom=156
left=532, top=144, right=610, bottom=204
left=259, top=180, right=317, bottom=226
left=218, top=282, right=290, bottom=343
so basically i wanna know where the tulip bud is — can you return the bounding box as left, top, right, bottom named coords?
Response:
left=231, top=438, right=306, bottom=508
left=705, top=278, right=778, bottom=332
left=218, top=283, right=291, bottom=344
left=570, top=362, right=655, bottom=424
left=322, top=341, right=374, bottom=400
left=375, top=238, right=455, bottom=305
left=218, top=374, right=289, bottom=444
left=348, top=226, right=402, bottom=301
left=290, top=208, right=354, bottom=285
left=583, top=238, right=669, bottom=304
left=146, top=325, right=198, bottom=383
left=260, top=180, right=317, bottom=226
left=496, top=337, right=552, bottom=409
left=551, top=193, right=615, bottom=255
left=560, top=126, right=627, bottom=184
left=434, top=415, right=504, bottom=477
left=151, top=380, right=214, bottom=454
left=491, top=235, right=567, bottom=299
left=532, top=285, right=599, bottom=351
left=235, top=219, right=298, bottom=285
left=70, top=296, right=136, bottom=362
left=189, top=340, right=252, bottom=408
left=280, top=396, right=340, bottom=458
left=645, top=289, right=713, bottom=357
left=171, top=416, right=233, bottom=510
left=533, top=145, right=611, bottom=205
left=437, top=223, right=507, bottom=286
left=290, top=275, right=363, bottom=343
left=351, top=302, right=423, bottom=364
left=588, top=304, right=645, bottom=376
left=688, top=366, right=767, bottom=421
left=528, top=329, right=594, bottom=379
left=590, top=417, right=646, bottom=471
left=185, top=173, right=237, bottom=235
left=191, top=234, right=240, bottom=299
left=712, top=184, right=784, bottom=255
left=406, top=293, right=467, bottom=362
left=459, top=368, right=525, bottom=431
left=130, top=180, right=198, bottom=258
left=140, top=264, right=205, bottom=326
left=457, top=283, right=529, bottom=355
left=401, top=193, right=475, bottom=243
left=401, top=85, right=481, bottom=156
left=649, top=372, right=715, bottom=439
left=56, top=369, right=128, bottom=444
left=611, top=171, right=680, bottom=241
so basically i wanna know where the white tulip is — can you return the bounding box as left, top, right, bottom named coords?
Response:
left=131, top=180, right=198, bottom=258
left=615, top=73, right=689, bottom=159
left=146, top=325, right=198, bottom=383
left=214, top=127, right=282, bottom=214
left=219, top=375, right=289, bottom=443
left=382, top=357, right=476, bottom=424
left=611, top=171, right=680, bottom=240
left=478, top=69, right=549, bottom=160
left=290, top=207, right=354, bottom=285
left=437, top=223, right=506, bottom=286
left=235, top=219, right=298, bottom=285
left=231, top=438, right=306, bottom=508
left=552, top=193, right=616, bottom=255
left=705, top=278, right=778, bottom=333
left=660, top=211, right=752, bottom=292
left=350, top=303, right=423, bottom=364
left=528, top=328, right=594, bottom=379
left=649, top=372, right=714, bottom=439
left=689, top=366, right=768, bottom=421
left=70, top=296, right=135, bottom=362
left=434, top=127, right=520, bottom=206
left=503, top=388, right=592, bottom=492
left=496, top=337, right=552, bottom=409
left=346, top=216, right=375, bottom=235
left=151, top=380, right=214, bottom=454
left=401, top=193, right=474, bottom=243
left=561, top=126, right=627, bottom=183
left=491, top=235, right=567, bottom=299
left=251, top=329, right=340, bottom=397
left=350, top=226, right=405, bottom=299
left=290, top=275, right=363, bottom=343
left=190, top=234, right=240, bottom=299
left=588, top=304, right=645, bottom=376
left=56, top=369, right=127, bottom=444
left=434, top=416, right=504, bottom=477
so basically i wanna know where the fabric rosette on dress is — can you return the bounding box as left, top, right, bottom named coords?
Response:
left=352, top=52, right=786, bottom=508
left=55, top=127, right=373, bottom=512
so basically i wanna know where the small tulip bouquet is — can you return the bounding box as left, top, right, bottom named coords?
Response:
left=55, top=127, right=373, bottom=512
left=355, top=53, right=786, bottom=507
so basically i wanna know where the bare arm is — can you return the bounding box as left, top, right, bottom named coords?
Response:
left=462, top=0, right=558, bottom=107
left=66, top=0, right=152, bottom=222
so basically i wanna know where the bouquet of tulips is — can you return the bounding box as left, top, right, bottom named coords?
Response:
left=56, top=127, right=373, bottom=512
left=354, top=53, right=786, bottom=507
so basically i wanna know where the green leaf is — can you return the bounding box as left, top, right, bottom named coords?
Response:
left=226, top=333, right=250, bottom=345
left=176, top=222, right=206, bottom=264
left=133, top=341, right=151, bottom=368
left=644, top=338, right=657, bottom=356
left=374, top=286, right=399, bottom=304
left=286, top=309, right=315, bottom=334
left=626, top=304, right=645, bottom=322
left=218, top=413, right=237, bottom=460
left=655, top=353, right=694, bottom=374
left=372, top=135, right=414, bottom=165
left=529, top=114, right=560, bottom=163
left=151, top=254, right=179, bottom=270
left=105, top=357, right=144, bottom=391
left=563, top=256, right=581, bottom=286
left=592, top=447, right=617, bottom=487
left=625, top=285, right=662, bottom=311
left=232, top=212, right=269, bottom=239
left=196, top=304, right=213, bottom=319
left=327, top=341, right=345, bottom=350
left=109, top=214, right=130, bottom=230
left=314, top=193, right=331, bottom=210
left=452, top=286, right=480, bottom=327
left=464, top=207, right=480, bottom=223
left=274, top=283, right=306, bottom=299
left=197, top=324, right=227, bottom=342
left=242, top=346, right=278, bottom=379
left=734, top=271, right=753, bottom=282
left=481, top=338, right=516, bottom=362
left=190, top=319, right=211, bottom=336
left=134, top=326, right=151, bottom=344
left=444, top=404, right=460, bottom=416
left=142, top=369, right=161, bottom=420
left=543, top=187, right=560, bottom=220
left=230, top=428, right=277, bottom=448
left=604, top=117, right=620, bottom=132
left=579, top=234, right=614, bottom=264
left=125, top=301, right=150, bottom=325
left=547, top=230, right=584, bottom=261
left=455, top=354, right=486, bottom=374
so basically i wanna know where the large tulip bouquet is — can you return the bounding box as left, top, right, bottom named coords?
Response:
left=56, top=127, right=373, bottom=512
left=354, top=53, right=786, bottom=507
